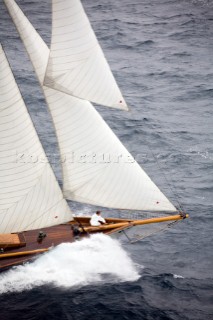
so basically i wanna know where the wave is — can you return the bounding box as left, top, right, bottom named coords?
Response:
left=0, top=234, right=140, bottom=294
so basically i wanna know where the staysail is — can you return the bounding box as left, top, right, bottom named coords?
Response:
left=4, top=0, right=177, bottom=212
left=0, top=45, right=72, bottom=234
left=44, top=0, right=128, bottom=110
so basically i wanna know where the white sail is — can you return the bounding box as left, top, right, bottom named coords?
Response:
left=47, top=92, right=177, bottom=211
left=4, top=0, right=177, bottom=212
left=43, top=0, right=128, bottom=110
left=0, top=45, right=72, bottom=234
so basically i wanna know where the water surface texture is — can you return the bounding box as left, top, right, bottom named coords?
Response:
left=0, top=0, right=213, bottom=319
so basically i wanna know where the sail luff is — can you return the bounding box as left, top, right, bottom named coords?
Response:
left=4, top=0, right=178, bottom=212
left=0, top=44, right=73, bottom=234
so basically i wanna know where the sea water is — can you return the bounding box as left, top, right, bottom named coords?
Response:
left=0, top=0, right=212, bottom=319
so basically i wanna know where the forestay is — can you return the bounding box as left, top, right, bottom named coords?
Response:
left=0, top=46, right=72, bottom=234
left=44, top=0, right=128, bottom=110
left=5, top=0, right=177, bottom=212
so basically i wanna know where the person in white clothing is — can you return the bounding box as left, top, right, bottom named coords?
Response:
left=90, top=211, right=106, bottom=226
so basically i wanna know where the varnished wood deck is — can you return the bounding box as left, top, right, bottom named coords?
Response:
left=0, top=217, right=129, bottom=271
left=0, top=224, right=75, bottom=270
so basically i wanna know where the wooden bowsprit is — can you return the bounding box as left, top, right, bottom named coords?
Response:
left=79, top=214, right=189, bottom=233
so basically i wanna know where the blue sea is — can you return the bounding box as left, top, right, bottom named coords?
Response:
left=0, top=0, right=213, bottom=319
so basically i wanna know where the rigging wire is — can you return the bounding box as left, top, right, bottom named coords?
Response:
left=129, top=220, right=179, bottom=243
left=145, top=142, right=184, bottom=213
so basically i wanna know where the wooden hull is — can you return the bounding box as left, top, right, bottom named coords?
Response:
left=0, top=214, right=188, bottom=271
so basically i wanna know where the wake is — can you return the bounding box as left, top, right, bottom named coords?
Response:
left=0, top=234, right=140, bottom=294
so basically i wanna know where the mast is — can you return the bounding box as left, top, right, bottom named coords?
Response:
left=4, top=0, right=178, bottom=212
left=0, top=45, right=72, bottom=234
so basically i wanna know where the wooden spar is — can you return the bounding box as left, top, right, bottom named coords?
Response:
left=0, top=248, right=49, bottom=259
left=80, top=214, right=189, bottom=233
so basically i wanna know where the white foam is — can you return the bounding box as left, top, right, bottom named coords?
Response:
left=173, top=274, right=184, bottom=279
left=0, top=234, right=140, bottom=294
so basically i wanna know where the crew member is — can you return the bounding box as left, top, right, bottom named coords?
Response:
left=90, top=211, right=106, bottom=226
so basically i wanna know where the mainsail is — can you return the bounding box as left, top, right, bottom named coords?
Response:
left=0, top=45, right=72, bottom=234
left=44, top=0, right=128, bottom=110
left=4, top=0, right=177, bottom=212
